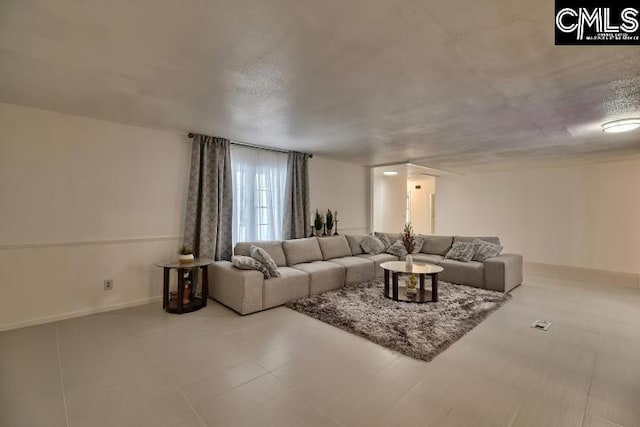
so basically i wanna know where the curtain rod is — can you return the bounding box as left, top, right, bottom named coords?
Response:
left=187, top=133, right=313, bottom=158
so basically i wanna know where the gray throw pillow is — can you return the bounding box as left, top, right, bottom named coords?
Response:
left=231, top=256, right=270, bottom=278
left=250, top=245, right=281, bottom=278
left=445, top=241, right=476, bottom=262
left=360, top=235, right=386, bottom=255
left=386, top=240, right=408, bottom=258
left=472, top=239, right=503, bottom=262
left=374, top=232, right=391, bottom=249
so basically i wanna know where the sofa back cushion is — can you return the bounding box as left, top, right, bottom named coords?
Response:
left=384, top=233, right=401, bottom=243
left=346, top=235, right=365, bottom=255
left=317, top=236, right=352, bottom=260
left=234, top=241, right=287, bottom=267
left=454, top=236, right=501, bottom=246
left=420, top=235, right=454, bottom=256
left=283, top=238, right=323, bottom=266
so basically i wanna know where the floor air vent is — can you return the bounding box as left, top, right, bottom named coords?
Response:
left=530, top=320, right=552, bottom=331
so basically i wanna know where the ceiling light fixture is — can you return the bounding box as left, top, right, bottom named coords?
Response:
left=383, top=171, right=398, bottom=176
left=601, top=118, right=640, bottom=134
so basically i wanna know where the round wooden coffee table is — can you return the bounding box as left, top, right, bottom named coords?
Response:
left=380, top=261, right=444, bottom=303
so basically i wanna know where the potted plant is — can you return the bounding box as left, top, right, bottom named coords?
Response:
left=401, top=223, right=416, bottom=268
left=314, top=209, right=324, bottom=235
left=178, top=245, right=195, bottom=264
left=406, top=274, right=418, bottom=295
left=325, top=209, right=334, bottom=235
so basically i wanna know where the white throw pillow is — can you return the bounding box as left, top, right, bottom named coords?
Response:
left=250, top=245, right=281, bottom=277
left=386, top=240, right=408, bottom=258
left=231, top=256, right=270, bottom=278
left=360, top=235, right=386, bottom=255
left=472, top=239, right=503, bottom=261
left=412, top=237, right=424, bottom=254
left=445, top=241, right=476, bottom=262
left=374, top=232, right=391, bottom=249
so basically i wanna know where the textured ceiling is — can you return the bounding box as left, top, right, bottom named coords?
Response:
left=1, top=0, right=639, bottom=172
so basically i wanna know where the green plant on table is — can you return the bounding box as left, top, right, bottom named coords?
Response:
left=178, top=245, right=193, bottom=255
left=401, top=223, right=416, bottom=254
left=314, top=209, right=324, bottom=231
left=325, top=209, right=334, bottom=231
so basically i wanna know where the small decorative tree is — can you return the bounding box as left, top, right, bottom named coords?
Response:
left=401, top=223, right=416, bottom=254
left=178, top=245, right=195, bottom=264
left=325, top=209, right=334, bottom=232
left=178, top=245, right=193, bottom=255
left=314, top=209, right=324, bottom=232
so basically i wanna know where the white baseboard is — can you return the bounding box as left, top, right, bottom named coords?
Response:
left=0, top=295, right=163, bottom=332
left=524, top=262, right=640, bottom=290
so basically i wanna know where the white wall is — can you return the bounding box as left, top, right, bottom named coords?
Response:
left=0, top=103, right=191, bottom=330
left=408, top=175, right=436, bottom=234
left=0, top=104, right=372, bottom=330
left=372, top=166, right=408, bottom=233
left=436, top=160, right=640, bottom=275
left=309, top=156, right=370, bottom=235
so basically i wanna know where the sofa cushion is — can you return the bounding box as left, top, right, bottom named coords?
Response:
left=361, top=235, right=386, bottom=254
left=445, top=241, right=476, bottom=262
left=386, top=240, right=408, bottom=258
left=374, top=232, right=391, bottom=249
left=283, top=238, right=323, bottom=266
left=263, top=267, right=310, bottom=309
left=327, top=256, right=375, bottom=284
left=454, top=236, right=501, bottom=246
left=472, top=239, right=503, bottom=262
left=231, top=255, right=270, bottom=278
left=385, top=233, right=401, bottom=243
left=292, top=261, right=346, bottom=295
left=439, top=259, right=485, bottom=288
left=234, top=241, right=287, bottom=267
left=250, top=245, right=281, bottom=278
left=346, top=235, right=365, bottom=255
left=317, top=236, right=352, bottom=260
left=412, top=253, right=444, bottom=265
left=357, top=253, right=400, bottom=278
left=420, top=235, right=454, bottom=256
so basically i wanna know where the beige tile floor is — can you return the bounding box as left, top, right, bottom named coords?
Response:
left=1, top=275, right=639, bottom=427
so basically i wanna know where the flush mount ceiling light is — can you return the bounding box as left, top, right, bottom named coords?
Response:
left=601, top=119, right=640, bottom=134
left=383, top=171, right=398, bottom=176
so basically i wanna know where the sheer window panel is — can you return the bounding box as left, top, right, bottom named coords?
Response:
left=230, top=145, right=287, bottom=245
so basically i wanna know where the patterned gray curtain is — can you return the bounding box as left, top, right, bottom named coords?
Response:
left=183, top=134, right=233, bottom=260
left=283, top=152, right=310, bottom=239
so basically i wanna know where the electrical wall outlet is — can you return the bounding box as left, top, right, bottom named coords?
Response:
left=104, top=279, right=114, bottom=291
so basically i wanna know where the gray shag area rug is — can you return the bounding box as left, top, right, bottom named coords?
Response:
left=286, top=280, right=510, bottom=362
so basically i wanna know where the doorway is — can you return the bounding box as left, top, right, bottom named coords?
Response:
left=371, top=164, right=436, bottom=234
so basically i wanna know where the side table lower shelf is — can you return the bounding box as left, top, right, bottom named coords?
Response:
left=165, top=296, right=206, bottom=314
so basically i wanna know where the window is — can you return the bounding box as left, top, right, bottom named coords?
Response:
left=230, top=145, right=287, bottom=245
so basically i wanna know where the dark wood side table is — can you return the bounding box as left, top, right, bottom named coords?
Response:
left=155, top=259, right=214, bottom=314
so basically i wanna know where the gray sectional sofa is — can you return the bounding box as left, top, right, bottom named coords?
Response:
left=209, top=234, right=523, bottom=315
